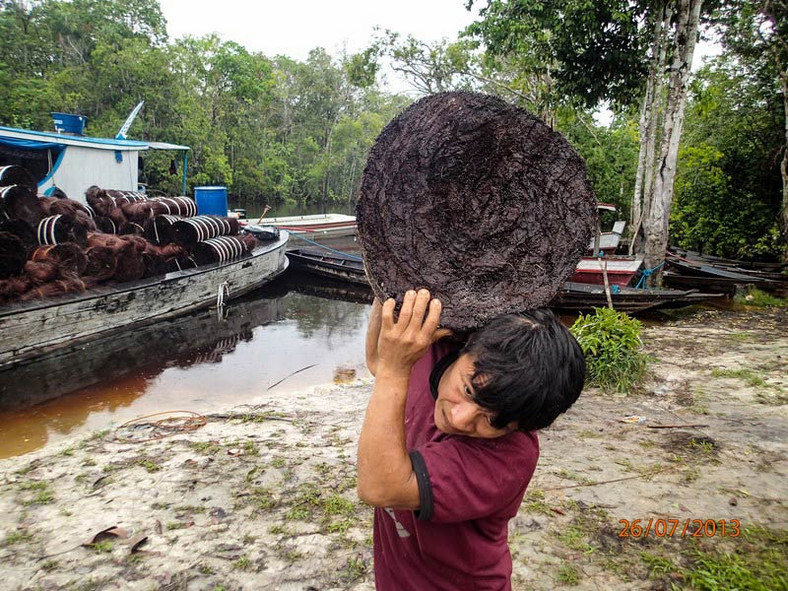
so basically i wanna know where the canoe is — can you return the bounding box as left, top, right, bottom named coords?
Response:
left=248, top=213, right=356, bottom=238
left=286, top=248, right=367, bottom=285
left=0, top=231, right=290, bottom=370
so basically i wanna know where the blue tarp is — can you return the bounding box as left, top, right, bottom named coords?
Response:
left=0, top=136, right=65, bottom=150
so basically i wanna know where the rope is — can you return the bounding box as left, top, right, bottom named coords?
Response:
left=635, top=261, right=665, bottom=289
left=288, top=233, right=363, bottom=261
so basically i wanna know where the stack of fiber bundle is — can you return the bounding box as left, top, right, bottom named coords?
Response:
left=86, top=186, right=198, bottom=233
left=356, top=91, right=598, bottom=331
left=0, top=179, right=258, bottom=304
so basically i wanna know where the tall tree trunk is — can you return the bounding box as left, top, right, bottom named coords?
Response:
left=779, top=66, right=788, bottom=261
left=631, top=4, right=672, bottom=255
left=644, top=0, right=703, bottom=285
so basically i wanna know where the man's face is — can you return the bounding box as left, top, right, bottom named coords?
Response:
left=434, top=353, right=517, bottom=439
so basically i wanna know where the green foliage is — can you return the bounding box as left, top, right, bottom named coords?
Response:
left=569, top=308, right=648, bottom=394
left=674, top=56, right=784, bottom=260
left=464, top=0, right=647, bottom=109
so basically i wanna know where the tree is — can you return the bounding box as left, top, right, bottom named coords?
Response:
left=713, top=0, right=788, bottom=259
left=672, top=58, right=784, bottom=258
left=466, top=0, right=706, bottom=284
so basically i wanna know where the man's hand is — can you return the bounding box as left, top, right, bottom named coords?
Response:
left=376, top=289, right=450, bottom=377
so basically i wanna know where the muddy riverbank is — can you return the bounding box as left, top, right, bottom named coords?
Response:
left=1, top=306, right=786, bottom=590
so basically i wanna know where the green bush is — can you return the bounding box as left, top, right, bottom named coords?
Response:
left=569, top=307, right=648, bottom=394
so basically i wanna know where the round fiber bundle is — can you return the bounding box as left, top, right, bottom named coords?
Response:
left=0, top=165, right=37, bottom=192
left=32, top=243, right=88, bottom=275
left=86, top=185, right=115, bottom=216
left=1, top=185, right=42, bottom=226
left=170, top=216, right=239, bottom=249
left=39, top=196, right=94, bottom=218
left=121, top=200, right=157, bottom=224
left=356, top=91, right=598, bottom=330
left=145, top=214, right=182, bottom=245
left=0, top=219, right=37, bottom=256
left=118, top=221, right=145, bottom=236
left=113, top=250, right=146, bottom=282
left=151, top=196, right=197, bottom=217
left=87, top=232, right=134, bottom=254
left=0, top=276, right=32, bottom=303
left=19, top=275, right=91, bottom=302
left=36, top=215, right=88, bottom=246
left=192, top=235, right=250, bottom=266
left=0, top=232, right=28, bottom=279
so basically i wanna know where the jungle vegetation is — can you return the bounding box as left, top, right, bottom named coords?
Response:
left=0, top=0, right=785, bottom=263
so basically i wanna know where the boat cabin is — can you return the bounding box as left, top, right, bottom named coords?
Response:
left=0, top=117, right=189, bottom=202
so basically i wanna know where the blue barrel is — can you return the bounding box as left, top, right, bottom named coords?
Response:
left=194, top=186, right=228, bottom=217
left=51, top=113, right=87, bottom=135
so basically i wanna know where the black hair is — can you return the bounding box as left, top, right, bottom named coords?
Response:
left=461, top=309, right=585, bottom=432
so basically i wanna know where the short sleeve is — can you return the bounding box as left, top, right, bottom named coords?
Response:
left=412, top=433, right=538, bottom=524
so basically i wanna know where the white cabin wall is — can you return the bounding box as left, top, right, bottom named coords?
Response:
left=40, top=146, right=140, bottom=202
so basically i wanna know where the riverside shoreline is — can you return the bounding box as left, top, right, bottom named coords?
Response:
left=1, top=306, right=786, bottom=590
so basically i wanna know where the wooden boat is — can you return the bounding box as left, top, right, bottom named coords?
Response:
left=285, top=248, right=722, bottom=314
left=247, top=213, right=356, bottom=238
left=0, top=231, right=289, bottom=370
left=664, top=254, right=783, bottom=296
left=571, top=256, right=644, bottom=287
left=670, top=247, right=788, bottom=274
left=286, top=248, right=368, bottom=285
left=551, top=281, right=723, bottom=314
left=0, top=232, right=289, bottom=370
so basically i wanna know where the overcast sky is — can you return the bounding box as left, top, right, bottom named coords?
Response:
left=157, top=1, right=719, bottom=98
left=158, top=0, right=479, bottom=59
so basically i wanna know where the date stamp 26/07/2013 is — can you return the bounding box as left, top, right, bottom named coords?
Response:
left=618, top=518, right=741, bottom=539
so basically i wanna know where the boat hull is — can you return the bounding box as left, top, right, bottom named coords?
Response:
left=571, top=257, right=644, bottom=288
left=0, top=232, right=290, bottom=370
left=286, top=249, right=368, bottom=286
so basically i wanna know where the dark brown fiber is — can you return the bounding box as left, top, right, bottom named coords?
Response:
left=356, top=91, right=597, bottom=330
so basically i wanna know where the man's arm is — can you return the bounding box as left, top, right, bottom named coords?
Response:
left=365, top=298, right=382, bottom=376
left=357, top=289, right=446, bottom=510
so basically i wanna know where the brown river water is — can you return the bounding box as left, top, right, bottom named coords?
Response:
left=0, top=235, right=372, bottom=459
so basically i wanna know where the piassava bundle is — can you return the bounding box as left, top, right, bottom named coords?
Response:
left=0, top=178, right=259, bottom=303
left=356, top=91, right=598, bottom=331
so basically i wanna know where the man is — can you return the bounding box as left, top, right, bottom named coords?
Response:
left=357, top=289, right=585, bottom=590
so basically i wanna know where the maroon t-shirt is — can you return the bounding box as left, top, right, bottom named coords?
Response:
left=373, top=341, right=540, bottom=590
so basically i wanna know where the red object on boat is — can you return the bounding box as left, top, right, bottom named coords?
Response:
left=571, top=256, right=643, bottom=288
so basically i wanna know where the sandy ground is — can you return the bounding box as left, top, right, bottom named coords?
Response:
left=1, top=306, right=786, bottom=590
